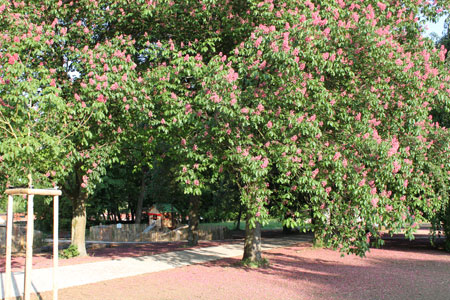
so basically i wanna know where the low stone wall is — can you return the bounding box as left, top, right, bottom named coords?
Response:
left=0, top=225, right=45, bottom=254
left=88, top=223, right=231, bottom=242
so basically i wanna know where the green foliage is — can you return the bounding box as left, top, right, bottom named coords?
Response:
left=433, top=22, right=450, bottom=251
left=35, top=196, right=73, bottom=233
left=444, top=215, right=450, bottom=252
left=150, top=0, right=450, bottom=256
left=433, top=202, right=450, bottom=252
left=2, top=0, right=450, bottom=259
left=59, top=244, right=80, bottom=259
left=0, top=197, right=27, bottom=214
left=89, top=163, right=141, bottom=222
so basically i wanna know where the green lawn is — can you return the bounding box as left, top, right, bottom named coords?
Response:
left=199, top=219, right=282, bottom=231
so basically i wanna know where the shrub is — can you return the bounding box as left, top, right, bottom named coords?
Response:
left=59, top=244, right=80, bottom=259
left=431, top=201, right=450, bottom=252
left=442, top=205, right=450, bottom=252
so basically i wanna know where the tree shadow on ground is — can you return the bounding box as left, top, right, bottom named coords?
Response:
left=201, top=238, right=450, bottom=300
left=377, top=234, right=448, bottom=254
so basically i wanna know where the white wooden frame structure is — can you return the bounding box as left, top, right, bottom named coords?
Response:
left=3, top=188, right=61, bottom=300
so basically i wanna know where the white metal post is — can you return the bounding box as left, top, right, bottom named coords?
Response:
left=53, top=195, right=59, bottom=300
left=4, top=188, right=61, bottom=300
left=4, top=195, right=14, bottom=300
left=23, top=194, right=34, bottom=300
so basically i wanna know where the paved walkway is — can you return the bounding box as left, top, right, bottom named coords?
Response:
left=1, top=235, right=310, bottom=299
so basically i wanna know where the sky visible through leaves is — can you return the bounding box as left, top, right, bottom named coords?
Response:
left=425, top=15, right=447, bottom=37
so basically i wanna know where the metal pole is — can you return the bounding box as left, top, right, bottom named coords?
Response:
left=4, top=195, right=14, bottom=300
left=53, top=195, right=59, bottom=300
left=23, top=194, right=34, bottom=300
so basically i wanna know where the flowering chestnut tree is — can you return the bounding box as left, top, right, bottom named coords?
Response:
left=0, top=0, right=154, bottom=255
left=0, top=1, right=69, bottom=188
left=149, top=0, right=450, bottom=261
left=108, top=0, right=259, bottom=245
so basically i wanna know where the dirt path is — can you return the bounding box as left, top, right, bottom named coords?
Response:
left=29, top=237, right=450, bottom=300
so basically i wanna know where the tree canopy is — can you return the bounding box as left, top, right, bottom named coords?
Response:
left=1, top=0, right=450, bottom=260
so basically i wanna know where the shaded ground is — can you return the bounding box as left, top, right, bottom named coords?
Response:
left=27, top=235, right=449, bottom=300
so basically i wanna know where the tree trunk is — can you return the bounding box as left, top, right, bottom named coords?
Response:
left=135, top=167, right=148, bottom=224
left=243, top=213, right=262, bottom=262
left=311, top=209, right=323, bottom=247
left=117, top=207, right=122, bottom=222
left=188, top=195, right=200, bottom=246
left=128, top=195, right=135, bottom=222
left=235, top=203, right=243, bottom=231
left=71, top=191, right=88, bottom=256
left=64, top=165, right=88, bottom=257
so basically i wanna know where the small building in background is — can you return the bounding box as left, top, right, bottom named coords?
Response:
left=146, top=203, right=180, bottom=230
left=0, top=214, right=6, bottom=226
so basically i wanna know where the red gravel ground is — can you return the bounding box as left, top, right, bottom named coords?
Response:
left=27, top=237, right=450, bottom=300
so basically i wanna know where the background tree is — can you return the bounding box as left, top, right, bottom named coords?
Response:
left=434, top=20, right=450, bottom=251
left=0, top=1, right=70, bottom=190
left=158, top=0, right=450, bottom=262
left=89, top=162, right=141, bottom=223
left=1, top=0, right=156, bottom=255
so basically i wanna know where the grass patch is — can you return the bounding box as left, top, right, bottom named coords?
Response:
left=199, top=219, right=282, bottom=231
